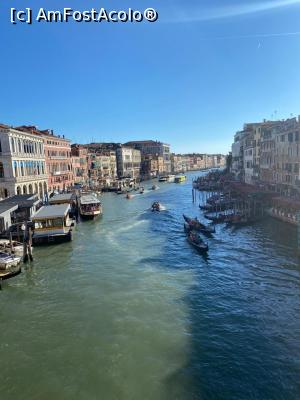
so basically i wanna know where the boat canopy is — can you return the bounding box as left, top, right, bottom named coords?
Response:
left=80, top=195, right=101, bottom=205
left=49, top=193, right=75, bottom=204
left=32, top=204, right=70, bottom=220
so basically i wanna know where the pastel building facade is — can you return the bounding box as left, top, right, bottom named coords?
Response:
left=0, top=124, right=48, bottom=199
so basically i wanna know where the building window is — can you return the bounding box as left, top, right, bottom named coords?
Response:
left=11, top=138, right=15, bottom=153
left=14, top=161, right=18, bottom=177
left=0, top=162, right=4, bottom=178
left=288, top=132, right=293, bottom=143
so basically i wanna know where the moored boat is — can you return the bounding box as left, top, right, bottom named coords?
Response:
left=0, top=239, right=27, bottom=257
left=0, top=251, right=21, bottom=270
left=0, top=263, right=21, bottom=285
left=79, top=195, right=102, bottom=219
left=204, top=212, right=228, bottom=224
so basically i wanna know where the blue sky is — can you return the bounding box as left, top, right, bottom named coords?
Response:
left=1, top=0, right=300, bottom=153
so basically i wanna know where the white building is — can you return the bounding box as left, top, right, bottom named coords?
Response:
left=116, top=146, right=141, bottom=179
left=0, top=124, right=48, bottom=199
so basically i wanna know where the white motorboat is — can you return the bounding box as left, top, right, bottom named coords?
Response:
left=0, top=252, right=21, bottom=270
left=79, top=194, right=102, bottom=219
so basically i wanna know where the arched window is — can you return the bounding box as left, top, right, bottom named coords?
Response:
left=0, top=162, right=4, bottom=178
left=20, top=161, right=24, bottom=176
left=18, top=139, right=22, bottom=153
left=14, top=161, right=18, bottom=177
left=11, top=138, right=15, bottom=153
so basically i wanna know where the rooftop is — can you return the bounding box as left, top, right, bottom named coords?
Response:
left=14, top=125, right=70, bottom=142
left=49, top=193, right=75, bottom=204
left=0, top=203, right=18, bottom=215
left=32, top=204, right=70, bottom=220
left=79, top=195, right=101, bottom=205
left=1, top=194, right=40, bottom=209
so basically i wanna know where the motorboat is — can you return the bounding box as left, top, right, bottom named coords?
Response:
left=175, top=175, right=187, bottom=183
left=79, top=195, right=102, bottom=219
left=158, top=176, right=168, bottom=182
left=151, top=185, right=159, bottom=190
left=151, top=202, right=162, bottom=212
left=0, top=239, right=26, bottom=257
left=167, top=175, right=176, bottom=183
left=0, top=251, right=21, bottom=270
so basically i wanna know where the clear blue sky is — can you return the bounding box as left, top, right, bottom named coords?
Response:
left=1, top=0, right=300, bottom=153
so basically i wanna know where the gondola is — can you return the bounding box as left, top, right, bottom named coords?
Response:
left=204, top=213, right=228, bottom=223
left=225, top=214, right=256, bottom=227
left=183, top=214, right=215, bottom=236
left=199, top=204, right=213, bottom=211
left=186, top=231, right=209, bottom=253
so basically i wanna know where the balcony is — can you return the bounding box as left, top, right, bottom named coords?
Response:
left=15, top=174, right=48, bottom=183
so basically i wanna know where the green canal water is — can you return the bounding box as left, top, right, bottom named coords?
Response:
left=1, top=173, right=300, bottom=400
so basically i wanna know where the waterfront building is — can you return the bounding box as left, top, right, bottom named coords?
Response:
left=141, top=154, right=164, bottom=179
left=171, top=153, right=226, bottom=173
left=71, top=144, right=89, bottom=186
left=125, top=140, right=171, bottom=174
left=16, top=126, right=74, bottom=194
left=243, top=130, right=255, bottom=185
left=232, top=121, right=276, bottom=184
left=88, top=151, right=117, bottom=188
left=0, top=124, right=47, bottom=199
left=260, top=122, right=286, bottom=189
left=231, top=117, right=300, bottom=197
left=231, top=130, right=247, bottom=181
left=116, top=146, right=141, bottom=180
left=274, top=118, right=300, bottom=196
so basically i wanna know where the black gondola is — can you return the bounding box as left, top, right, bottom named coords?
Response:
left=204, top=213, right=228, bottom=223
left=186, top=231, right=209, bottom=253
left=183, top=214, right=215, bottom=236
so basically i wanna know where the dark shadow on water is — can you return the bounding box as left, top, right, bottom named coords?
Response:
left=144, top=186, right=300, bottom=400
